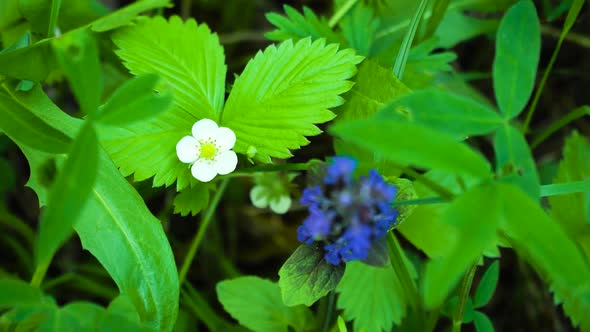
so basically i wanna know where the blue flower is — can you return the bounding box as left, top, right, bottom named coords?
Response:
left=296, top=156, right=398, bottom=265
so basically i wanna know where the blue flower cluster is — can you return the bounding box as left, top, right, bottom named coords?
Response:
left=297, top=156, right=398, bottom=265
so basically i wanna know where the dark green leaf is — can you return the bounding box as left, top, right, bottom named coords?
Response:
left=97, top=74, right=174, bottom=125
left=18, top=0, right=53, bottom=37
left=473, top=311, right=495, bottom=332
left=0, top=158, right=16, bottom=195
left=62, top=301, right=106, bottom=331
left=0, top=278, right=45, bottom=308
left=52, top=29, right=103, bottom=116
left=90, top=0, right=172, bottom=32
left=493, top=124, right=540, bottom=200
left=217, top=276, right=314, bottom=332
left=336, top=262, right=406, bottom=331
left=492, top=0, right=540, bottom=118
left=173, top=183, right=211, bottom=216
left=36, top=124, right=98, bottom=269
left=474, top=260, right=500, bottom=307
left=377, top=89, right=503, bottom=140
left=278, top=245, right=345, bottom=306
left=0, top=39, right=55, bottom=81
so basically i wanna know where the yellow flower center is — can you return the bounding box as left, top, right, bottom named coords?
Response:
left=200, top=142, right=217, bottom=160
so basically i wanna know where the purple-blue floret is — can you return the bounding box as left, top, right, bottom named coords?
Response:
left=297, top=156, right=398, bottom=265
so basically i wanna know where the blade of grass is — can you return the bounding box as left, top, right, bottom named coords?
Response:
left=328, top=0, right=359, bottom=28
left=393, top=0, right=430, bottom=79
left=48, top=0, right=62, bottom=37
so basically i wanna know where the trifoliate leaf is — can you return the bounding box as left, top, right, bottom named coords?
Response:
left=278, top=244, right=345, bottom=306
left=265, top=5, right=339, bottom=43
left=217, top=276, right=314, bottom=332
left=221, top=38, right=362, bottom=163
left=336, top=262, right=406, bottom=331
left=173, top=183, right=211, bottom=217
left=104, top=16, right=226, bottom=189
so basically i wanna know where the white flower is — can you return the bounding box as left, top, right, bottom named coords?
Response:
left=176, top=119, right=238, bottom=182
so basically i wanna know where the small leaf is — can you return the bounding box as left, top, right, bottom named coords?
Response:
left=336, top=262, right=406, bottom=332
left=0, top=278, right=45, bottom=309
left=278, top=245, right=345, bottom=306
left=473, top=311, right=495, bottom=332
left=90, top=0, right=172, bottom=32
left=217, top=276, right=314, bottom=332
left=337, top=316, right=348, bottom=332
left=377, top=89, right=503, bottom=140
left=221, top=38, right=362, bottom=163
left=474, top=260, right=500, bottom=308
left=265, top=5, right=339, bottom=43
left=173, top=183, right=211, bottom=216
left=62, top=301, right=106, bottom=331
left=97, top=74, right=174, bottom=125
left=492, top=0, right=540, bottom=118
left=339, top=2, right=380, bottom=56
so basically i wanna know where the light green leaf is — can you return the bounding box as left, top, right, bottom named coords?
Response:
left=0, top=278, right=45, bottom=308
left=377, top=89, right=503, bottom=140
left=473, top=311, right=495, bottom=332
left=52, top=29, right=103, bottom=116
left=278, top=244, right=345, bottom=307
left=474, top=260, right=500, bottom=308
left=493, top=124, right=540, bottom=200
left=336, top=262, right=406, bottom=332
left=221, top=38, right=362, bottom=163
left=0, top=38, right=55, bottom=81
left=330, top=119, right=492, bottom=179
left=339, top=2, right=380, bottom=56
left=216, top=276, right=314, bottom=332
left=36, top=124, right=98, bottom=270
left=97, top=74, right=174, bottom=126
left=90, top=0, right=172, bottom=32
left=173, top=183, right=211, bottom=217
left=492, top=0, right=540, bottom=118
left=265, top=5, right=339, bottom=43
left=423, top=184, right=500, bottom=308
left=337, top=316, right=348, bottom=332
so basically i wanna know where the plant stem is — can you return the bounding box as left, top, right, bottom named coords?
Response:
left=392, top=196, right=445, bottom=207
left=0, top=206, right=35, bottom=245
left=30, top=262, right=49, bottom=287
left=400, top=166, right=455, bottom=201
left=47, top=0, right=62, bottom=37
left=322, top=292, right=336, bottom=332
left=393, top=0, right=430, bottom=80
left=178, top=178, right=230, bottom=285
left=328, top=0, right=358, bottom=28
left=181, top=0, right=192, bottom=19
left=531, top=106, right=589, bottom=149
left=451, top=263, right=477, bottom=332
left=387, top=232, right=419, bottom=311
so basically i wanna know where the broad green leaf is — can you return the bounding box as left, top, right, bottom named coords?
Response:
left=36, top=307, right=82, bottom=332
left=221, top=38, right=362, bottom=163
left=0, top=278, right=45, bottom=308
left=97, top=74, right=174, bottom=125
left=0, top=37, right=55, bottom=81
left=336, top=262, right=406, bottom=332
left=265, top=5, right=339, bottom=43
left=330, top=119, right=492, bottom=179
left=217, top=276, right=313, bottom=332
left=498, top=183, right=590, bottom=331
left=474, top=260, right=500, bottom=308
left=173, top=183, right=211, bottom=216
left=18, top=0, right=55, bottom=37
left=339, top=3, right=380, bottom=56
left=36, top=124, right=98, bottom=269
left=435, top=9, right=499, bottom=48
left=377, top=89, right=503, bottom=140
left=278, top=244, right=345, bottom=307
left=492, top=0, right=540, bottom=118
left=473, top=311, right=495, bottom=332
left=493, top=124, right=540, bottom=200
left=423, top=184, right=500, bottom=308
left=62, top=301, right=106, bottom=331
left=90, top=0, right=172, bottom=32
left=0, top=90, right=71, bottom=154
left=52, top=29, right=102, bottom=116
left=3, top=85, right=179, bottom=332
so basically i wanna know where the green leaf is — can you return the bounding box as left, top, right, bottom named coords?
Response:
left=18, top=0, right=54, bottom=37
left=0, top=278, right=45, bottom=308
left=35, top=124, right=99, bottom=270
left=474, top=260, right=500, bottom=308
left=3, top=85, right=179, bottom=332
left=221, top=38, right=362, bottom=163
left=216, top=276, right=313, bottom=332
left=265, top=5, right=339, bottom=43
left=0, top=158, right=16, bottom=195
left=498, top=183, right=590, bottom=331
left=90, top=0, right=172, bottom=32
left=493, top=124, right=540, bottom=200
left=423, top=184, right=500, bottom=308
left=0, top=90, right=71, bottom=154
left=377, top=89, right=503, bottom=140
left=36, top=307, right=83, bottom=332
left=97, top=74, right=174, bottom=125
left=0, top=38, right=55, bottom=81
left=278, top=244, right=345, bottom=306
left=336, top=262, right=406, bottom=332
left=492, top=0, right=540, bottom=118
left=393, top=0, right=429, bottom=80
left=435, top=9, right=499, bottom=48
left=473, top=311, right=495, bottom=332
left=0, top=0, right=21, bottom=30
left=173, top=183, right=211, bottom=217
left=52, top=29, right=102, bottom=116
left=337, top=316, right=348, bottom=332
left=62, top=301, right=106, bottom=331
left=339, top=2, right=380, bottom=56
left=330, top=119, right=492, bottom=179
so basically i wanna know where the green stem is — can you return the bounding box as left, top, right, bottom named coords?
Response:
left=321, top=292, right=336, bottom=332
left=30, top=262, right=49, bottom=287
left=47, top=0, right=62, bottom=37
left=328, top=0, right=358, bottom=28
left=401, top=166, right=455, bottom=201
left=182, top=283, right=230, bottom=331
left=541, top=24, right=590, bottom=49
left=387, top=232, right=419, bottom=311
left=178, top=178, right=230, bottom=285
left=531, top=106, right=589, bottom=149
left=0, top=206, right=35, bottom=245
left=451, top=263, right=477, bottom=332
left=392, top=196, right=445, bottom=207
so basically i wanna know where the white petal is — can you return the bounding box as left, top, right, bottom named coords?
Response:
left=176, top=136, right=200, bottom=163
left=214, top=150, right=238, bottom=175
left=249, top=186, right=269, bottom=208
left=191, top=159, right=217, bottom=182
left=192, top=118, right=219, bottom=141
left=212, top=126, right=236, bottom=150
left=270, top=195, right=291, bottom=214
